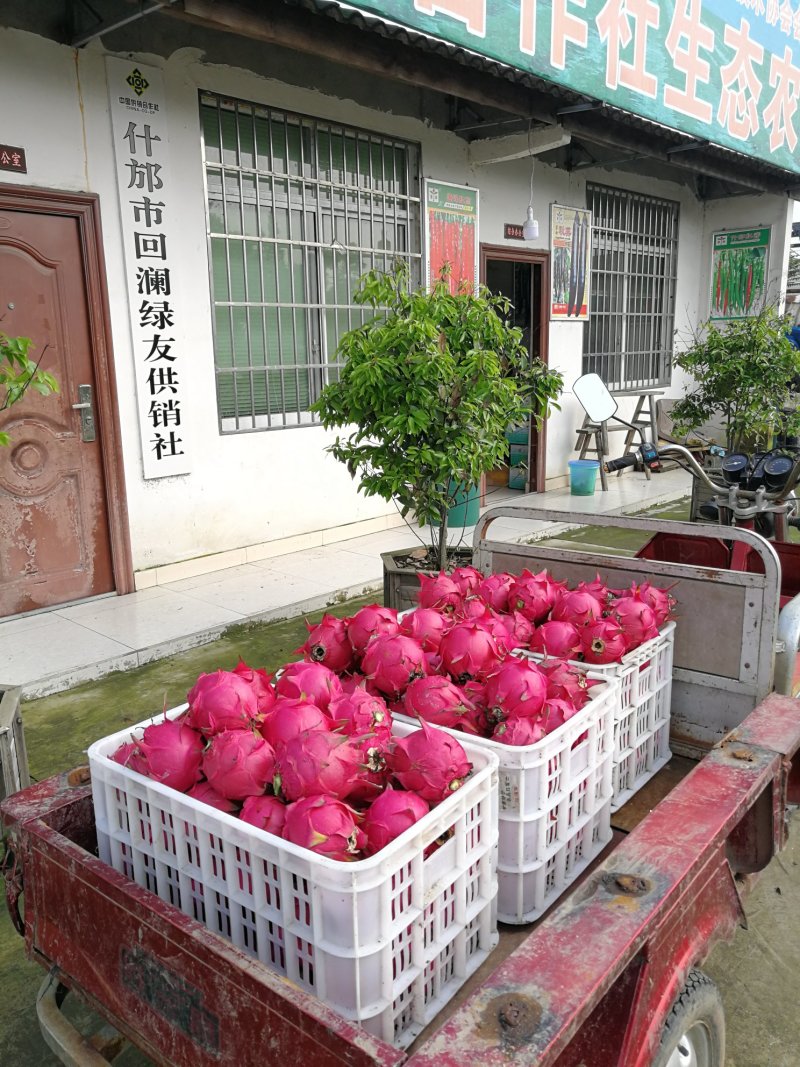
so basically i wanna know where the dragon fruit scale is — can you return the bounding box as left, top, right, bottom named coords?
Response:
left=231, top=659, right=276, bottom=716
left=361, top=634, right=427, bottom=699
left=187, top=780, right=238, bottom=813
left=491, top=716, right=546, bottom=747
left=298, top=614, right=355, bottom=674
left=449, top=565, right=484, bottom=596
left=239, top=794, right=288, bottom=836
left=282, top=796, right=367, bottom=862
left=529, top=620, right=582, bottom=660
left=610, top=596, right=660, bottom=651
left=508, top=569, right=562, bottom=623
left=328, top=687, right=393, bottom=740
left=551, top=588, right=603, bottom=626
left=476, top=572, right=515, bottom=613
left=389, top=720, right=472, bottom=802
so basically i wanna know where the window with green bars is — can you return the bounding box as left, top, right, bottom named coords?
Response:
left=201, top=92, right=422, bottom=430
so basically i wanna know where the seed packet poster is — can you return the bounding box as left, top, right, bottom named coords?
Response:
left=424, top=180, right=478, bottom=294
left=709, top=228, right=770, bottom=321
left=550, top=205, right=591, bottom=321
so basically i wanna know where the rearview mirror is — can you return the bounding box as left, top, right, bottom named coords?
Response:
left=573, top=373, right=617, bottom=423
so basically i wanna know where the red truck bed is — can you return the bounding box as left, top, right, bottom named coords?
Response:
left=4, top=694, right=799, bottom=1067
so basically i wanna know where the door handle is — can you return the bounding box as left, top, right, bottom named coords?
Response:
left=72, top=384, right=96, bottom=442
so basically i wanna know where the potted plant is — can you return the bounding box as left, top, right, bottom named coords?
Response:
left=669, top=303, right=800, bottom=520
left=312, top=262, right=563, bottom=608
left=670, top=304, right=800, bottom=451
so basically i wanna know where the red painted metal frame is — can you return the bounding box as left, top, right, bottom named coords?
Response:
left=3, top=694, right=800, bottom=1067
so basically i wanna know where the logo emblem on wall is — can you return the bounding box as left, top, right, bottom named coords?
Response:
left=126, top=68, right=149, bottom=96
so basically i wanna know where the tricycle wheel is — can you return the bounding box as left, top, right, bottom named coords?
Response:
left=652, top=969, right=725, bottom=1067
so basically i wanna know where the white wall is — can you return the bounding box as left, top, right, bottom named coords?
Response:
left=1, top=26, right=792, bottom=568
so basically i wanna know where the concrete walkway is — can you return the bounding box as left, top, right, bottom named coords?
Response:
left=2, top=470, right=691, bottom=698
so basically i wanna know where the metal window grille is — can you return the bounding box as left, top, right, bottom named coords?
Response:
left=582, top=184, right=679, bottom=391
left=200, top=92, right=422, bottom=431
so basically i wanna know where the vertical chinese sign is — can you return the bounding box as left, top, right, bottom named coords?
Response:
left=710, top=228, right=771, bottom=321
left=550, top=204, right=591, bottom=321
left=107, top=58, right=190, bottom=479
left=424, top=180, right=478, bottom=293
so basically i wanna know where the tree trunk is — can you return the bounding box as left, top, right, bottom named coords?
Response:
left=437, top=507, right=449, bottom=571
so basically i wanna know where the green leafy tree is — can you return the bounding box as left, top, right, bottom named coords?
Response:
left=0, top=334, right=58, bottom=446
left=670, top=304, right=800, bottom=452
left=313, top=263, right=563, bottom=570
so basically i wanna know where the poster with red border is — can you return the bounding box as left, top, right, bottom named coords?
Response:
left=550, top=204, right=592, bottom=321
left=424, top=179, right=479, bottom=294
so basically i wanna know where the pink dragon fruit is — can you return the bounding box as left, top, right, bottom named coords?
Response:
left=506, top=610, right=535, bottom=647
left=476, top=611, right=521, bottom=656
left=529, top=620, right=582, bottom=660
left=540, top=659, right=595, bottom=709
left=201, top=729, right=276, bottom=800
left=580, top=617, right=627, bottom=664
left=576, top=572, right=612, bottom=606
left=424, top=650, right=444, bottom=675
left=508, top=569, right=562, bottom=623
left=483, top=659, right=547, bottom=722
left=261, top=698, right=332, bottom=751
left=362, top=788, right=431, bottom=855
left=399, top=607, right=450, bottom=652
left=347, top=733, right=393, bottom=802
left=111, top=740, right=151, bottom=776
left=186, top=670, right=260, bottom=735
left=239, top=794, right=287, bottom=835
left=389, top=720, right=472, bottom=802
left=476, top=572, right=515, bottom=613
left=282, top=795, right=367, bottom=862
left=491, top=716, right=546, bottom=746
left=610, top=596, right=659, bottom=651
left=274, top=661, right=343, bottom=712
left=137, top=718, right=204, bottom=793
left=551, top=588, right=603, bottom=626
left=417, top=571, right=463, bottom=614
left=186, top=780, right=238, bottom=813
left=328, top=687, right=392, bottom=740
left=361, top=634, right=427, bottom=698
left=403, top=675, right=478, bottom=729
left=620, top=581, right=674, bottom=628
left=450, top=565, right=484, bottom=596
left=439, top=620, right=503, bottom=682
left=541, top=697, right=578, bottom=732
left=457, top=596, right=493, bottom=620
left=274, top=730, right=363, bottom=802
left=347, top=604, right=400, bottom=658
left=298, top=614, right=355, bottom=674
left=231, top=659, right=276, bottom=716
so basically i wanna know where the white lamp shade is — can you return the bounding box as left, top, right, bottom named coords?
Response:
left=522, top=207, right=539, bottom=241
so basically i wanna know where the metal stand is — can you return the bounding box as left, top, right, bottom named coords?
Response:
left=574, top=417, right=609, bottom=490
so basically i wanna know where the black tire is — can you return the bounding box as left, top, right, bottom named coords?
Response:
left=651, top=969, right=725, bottom=1067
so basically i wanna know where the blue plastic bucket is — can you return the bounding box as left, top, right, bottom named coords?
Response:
left=568, top=459, right=599, bottom=496
left=447, top=480, right=480, bottom=525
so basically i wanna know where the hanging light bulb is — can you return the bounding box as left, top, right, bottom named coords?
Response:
left=521, top=120, right=539, bottom=241
left=522, top=206, right=539, bottom=241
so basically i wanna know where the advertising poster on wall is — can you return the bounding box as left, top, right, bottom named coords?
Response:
left=424, top=180, right=478, bottom=293
left=550, top=205, right=591, bottom=321
left=710, top=228, right=771, bottom=321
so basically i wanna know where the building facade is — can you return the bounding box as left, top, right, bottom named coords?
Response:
left=0, top=1, right=797, bottom=615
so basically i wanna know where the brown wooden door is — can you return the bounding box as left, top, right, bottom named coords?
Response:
left=0, top=209, right=114, bottom=615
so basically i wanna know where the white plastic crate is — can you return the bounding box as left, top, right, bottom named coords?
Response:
left=398, top=674, right=616, bottom=924
left=88, top=711, right=499, bottom=1049
left=520, top=621, right=675, bottom=812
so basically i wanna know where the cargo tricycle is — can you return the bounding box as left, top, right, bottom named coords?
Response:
left=4, top=506, right=800, bottom=1067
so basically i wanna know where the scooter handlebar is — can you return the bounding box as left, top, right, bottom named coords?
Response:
left=604, top=454, right=639, bottom=473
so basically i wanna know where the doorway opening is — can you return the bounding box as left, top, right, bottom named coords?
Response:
left=481, top=245, right=549, bottom=494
